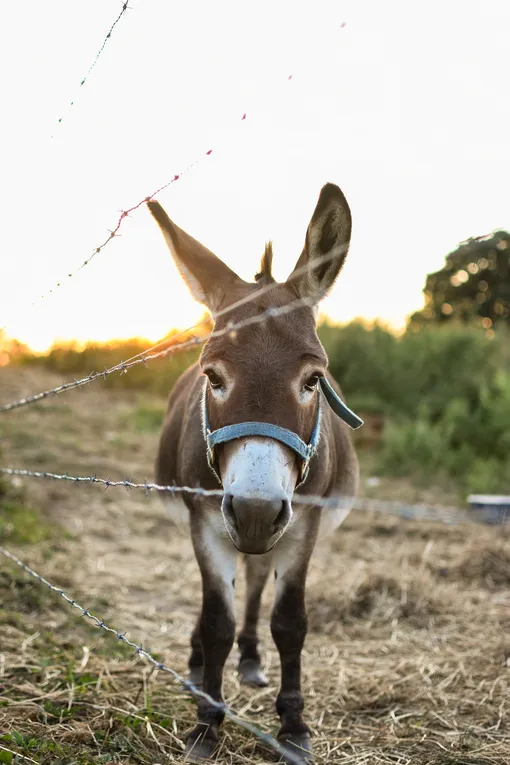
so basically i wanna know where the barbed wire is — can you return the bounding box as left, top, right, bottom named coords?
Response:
left=0, top=466, right=495, bottom=526
left=26, top=152, right=211, bottom=315
left=0, top=332, right=200, bottom=413
left=53, top=2, right=131, bottom=134
left=0, top=546, right=303, bottom=765
left=0, top=246, right=344, bottom=414
left=60, top=232, right=340, bottom=391
left=16, top=75, right=295, bottom=326
left=0, top=294, right=312, bottom=413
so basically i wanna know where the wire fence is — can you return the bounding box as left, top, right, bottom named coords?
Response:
left=2, top=10, right=505, bottom=761
left=0, top=8, right=421, bottom=761
left=21, top=75, right=294, bottom=323
left=0, top=64, right=296, bottom=334
left=0, top=243, right=348, bottom=414
left=2, top=466, right=506, bottom=526
left=53, top=1, right=131, bottom=133
left=25, top=139, right=219, bottom=316
left=0, top=296, right=308, bottom=412
left=0, top=545, right=303, bottom=765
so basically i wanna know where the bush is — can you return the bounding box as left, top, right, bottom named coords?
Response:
left=319, top=320, right=510, bottom=495
left=319, top=319, right=510, bottom=420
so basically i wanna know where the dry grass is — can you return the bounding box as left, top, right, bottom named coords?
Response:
left=0, top=367, right=509, bottom=764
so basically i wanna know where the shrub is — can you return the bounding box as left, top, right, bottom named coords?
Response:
left=319, top=320, right=510, bottom=495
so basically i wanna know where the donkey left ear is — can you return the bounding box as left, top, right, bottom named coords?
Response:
left=147, top=200, right=242, bottom=315
left=287, top=183, right=352, bottom=302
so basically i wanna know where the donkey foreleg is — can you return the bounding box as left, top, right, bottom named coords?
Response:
left=270, top=517, right=319, bottom=764
left=237, top=552, right=272, bottom=687
left=188, top=619, right=204, bottom=688
left=185, top=519, right=237, bottom=762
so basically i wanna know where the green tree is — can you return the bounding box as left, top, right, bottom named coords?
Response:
left=411, top=230, right=510, bottom=327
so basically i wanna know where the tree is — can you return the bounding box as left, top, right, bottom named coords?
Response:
left=411, top=230, right=510, bottom=328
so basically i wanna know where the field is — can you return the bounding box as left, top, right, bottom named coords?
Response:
left=1, top=366, right=509, bottom=764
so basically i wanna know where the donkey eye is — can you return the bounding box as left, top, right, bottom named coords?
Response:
left=303, top=374, right=320, bottom=392
left=205, top=369, right=225, bottom=389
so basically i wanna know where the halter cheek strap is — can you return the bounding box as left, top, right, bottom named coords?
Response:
left=202, top=377, right=363, bottom=488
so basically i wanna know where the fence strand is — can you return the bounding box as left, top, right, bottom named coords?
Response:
left=31, top=75, right=293, bottom=316
left=0, top=240, right=355, bottom=414
left=54, top=2, right=131, bottom=133
left=0, top=546, right=303, bottom=765
left=0, top=466, right=484, bottom=525
left=0, top=289, right=324, bottom=413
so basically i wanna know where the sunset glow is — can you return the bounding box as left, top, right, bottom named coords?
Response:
left=1, top=1, right=509, bottom=352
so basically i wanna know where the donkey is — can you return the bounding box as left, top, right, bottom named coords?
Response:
left=147, top=183, right=361, bottom=764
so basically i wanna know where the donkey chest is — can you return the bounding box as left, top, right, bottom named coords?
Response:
left=318, top=498, right=353, bottom=538
left=163, top=496, right=190, bottom=526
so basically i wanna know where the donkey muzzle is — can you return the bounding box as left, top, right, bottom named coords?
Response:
left=221, top=493, right=292, bottom=554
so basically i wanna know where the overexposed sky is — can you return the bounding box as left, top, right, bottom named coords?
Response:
left=1, top=0, right=509, bottom=350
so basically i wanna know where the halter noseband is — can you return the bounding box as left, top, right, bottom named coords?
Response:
left=202, top=376, right=363, bottom=488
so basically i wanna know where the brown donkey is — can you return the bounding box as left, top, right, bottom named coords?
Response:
left=147, top=184, right=361, bottom=764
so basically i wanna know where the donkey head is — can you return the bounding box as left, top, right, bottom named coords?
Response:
left=148, top=184, right=352, bottom=554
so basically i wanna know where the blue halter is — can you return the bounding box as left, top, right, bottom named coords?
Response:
left=202, top=376, right=363, bottom=487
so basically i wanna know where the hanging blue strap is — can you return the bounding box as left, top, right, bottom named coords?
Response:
left=319, top=376, right=364, bottom=430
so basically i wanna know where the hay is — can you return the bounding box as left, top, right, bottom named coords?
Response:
left=0, top=368, right=509, bottom=763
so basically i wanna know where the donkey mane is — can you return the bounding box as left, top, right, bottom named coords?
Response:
left=254, top=241, right=275, bottom=284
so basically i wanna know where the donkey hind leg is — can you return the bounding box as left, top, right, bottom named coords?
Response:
left=237, top=552, right=272, bottom=687
left=184, top=527, right=237, bottom=762
left=270, top=516, right=320, bottom=765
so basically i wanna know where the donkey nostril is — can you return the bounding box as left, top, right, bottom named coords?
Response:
left=273, top=505, right=286, bottom=532
left=223, top=494, right=292, bottom=541
left=221, top=494, right=238, bottom=532
left=273, top=500, right=292, bottom=533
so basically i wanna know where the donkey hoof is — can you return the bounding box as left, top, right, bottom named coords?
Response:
left=184, top=734, right=216, bottom=762
left=278, top=733, right=314, bottom=764
left=238, top=658, right=269, bottom=687
left=187, top=666, right=204, bottom=689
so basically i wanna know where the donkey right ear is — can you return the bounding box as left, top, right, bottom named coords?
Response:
left=286, top=183, right=352, bottom=303
left=147, top=200, right=242, bottom=315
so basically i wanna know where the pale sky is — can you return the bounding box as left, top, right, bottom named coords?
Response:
left=1, top=0, right=509, bottom=351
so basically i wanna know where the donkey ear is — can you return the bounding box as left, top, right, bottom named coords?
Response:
left=147, top=200, right=242, bottom=314
left=287, top=183, right=352, bottom=302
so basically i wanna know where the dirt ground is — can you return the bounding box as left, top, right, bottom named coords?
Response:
left=0, top=367, right=509, bottom=764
